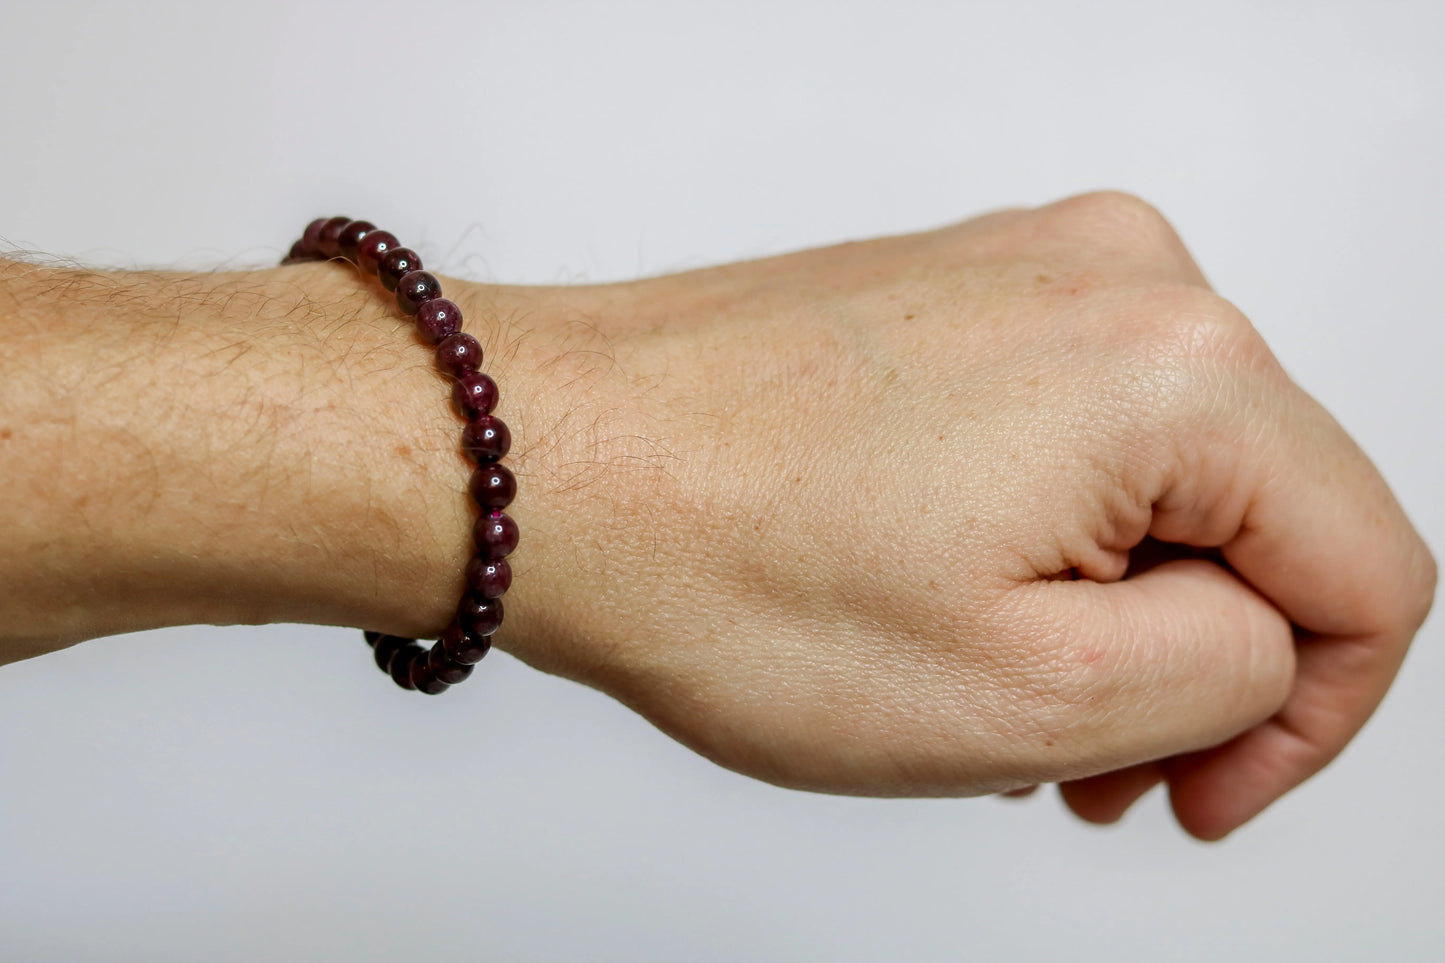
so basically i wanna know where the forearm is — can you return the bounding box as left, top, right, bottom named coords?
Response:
left=0, top=259, right=484, bottom=661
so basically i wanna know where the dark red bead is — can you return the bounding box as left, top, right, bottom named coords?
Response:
left=379, top=247, right=423, bottom=292
left=318, top=216, right=352, bottom=258
left=474, top=512, right=519, bottom=559
left=387, top=642, right=426, bottom=689
left=336, top=220, right=376, bottom=261
left=470, top=465, right=516, bottom=511
left=427, top=642, right=475, bottom=684
left=415, top=297, right=462, bottom=344
left=396, top=270, right=442, bottom=315
left=300, top=217, right=328, bottom=256
left=410, top=647, right=450, bottom=694
left=452, top=371, right=499, bottom=418
left=440, top=621, right=490, bottom=665
left=462, top=415, right=510, bottom=464
left=286, top=240, right=308, bottom=263
left=363, top=630, right=384, bottom=647
left=458, top=593, right=504, bottom=639
left=466, top=556, right=512, bottom=597
left=436, top=332, right=483, bottom=377
left=356, top=230, right=399, bottom=275
left=372, top=634, right=412, bottom=673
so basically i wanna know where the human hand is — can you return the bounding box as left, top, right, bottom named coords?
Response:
left=1, top=193, right=1432, bottom=841
left=485, top=192, right=1436, bottom=839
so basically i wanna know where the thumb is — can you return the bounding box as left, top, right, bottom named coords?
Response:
left=1007, top=558, right=1296, bottom=779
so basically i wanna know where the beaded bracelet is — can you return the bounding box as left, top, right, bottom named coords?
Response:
left=283, top=216, right=516, bottom=695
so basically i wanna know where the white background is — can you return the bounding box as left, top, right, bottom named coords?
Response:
left=1, top=1, right=1441, bottom=960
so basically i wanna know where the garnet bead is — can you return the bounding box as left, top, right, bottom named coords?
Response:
left=458, top=593, right=504, bottom=639
left=470, top=465, right=516, bottom=511
left=356, top=230, right=399, bottom=275
left=378, top=247, right=423, bottom=292
left=409, top=649, right=450, bottom=694
left=336, top=219, right=376, bottom=261
left=387, top=642, right=426, bottom=690
left=372, top=634, right=410, bottom=672
left=318, top=216, right=352, bottom=258
left=440, top=621, right=490, bottom=665
left=452, top=371, right=499, bottom=418
left=289, top=215, right=517, bottom=695
left=300, top=217, right=328, bottom=256
left=427, top=642, right=475, bottom=684
left=475, top=512, right=519, bottom=559
left=466, top=557, right=512, bottom=598
left=415, top=297, right=462, bottom=343
left=435, top=332, right=483, bottom=377
left=462, top=415, right=510, bottom=463
left=396, top=270, right=442, bottom=315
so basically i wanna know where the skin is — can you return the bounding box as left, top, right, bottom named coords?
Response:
left=0, top=192, right=1435, bottom=840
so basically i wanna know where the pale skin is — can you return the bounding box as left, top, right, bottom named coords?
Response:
left=0, top=192, right=1434, bottom=840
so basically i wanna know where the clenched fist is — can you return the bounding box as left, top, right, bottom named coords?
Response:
left=0, top=192, right=1433, bottom=841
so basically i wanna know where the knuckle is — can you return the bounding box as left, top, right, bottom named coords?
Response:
left=1121, top=285, right=1277, bottom=382
left=1045, top=190, right=1183, bottom=252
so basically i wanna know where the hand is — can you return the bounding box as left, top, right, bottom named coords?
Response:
left=484, top=192, right=1436, bottom=839
left=1, top=193, right=1433, bottom=841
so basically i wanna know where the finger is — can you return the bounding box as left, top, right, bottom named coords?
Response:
left=1152, top=391, right=1437, bottom=839
left=1059, top=762, right=1166, bottom=824
left=1008, top=558, right=1296, bottom=778
left=1163, top=629, right=1407, bottom=839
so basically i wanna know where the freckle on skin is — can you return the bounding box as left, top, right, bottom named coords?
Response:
left=395, top=444, right=411, bottom=457
left=0, top=428, right=10, bottom=440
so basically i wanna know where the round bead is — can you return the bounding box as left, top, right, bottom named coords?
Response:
left=396, top=270, right=442, bottom=316
left=458, top=593, right=504, bottom=639
left=363, top=630, right=383, bottom=647
left=387, top=642, right=426, bottom=689
left=435, top=332, right=483, bottom=377
left=470, top=465, right=517, bottom=512
left=356, top=230, right=399, bottom=275
left=415, top=297, right=462, bottom=344
left=410, top=648, right=450, bottom=694
left=286, top=240, right=308, bottom=263
left=336, top=219, right=376, bottom=261
left=466, top=556, right=512, bottom=598
left=474, top=511, right=519, bottom=559
left=452, top=371, right=499, bottom=419
left=427, top=642, right=475, bottom=684
left=318, top=216, right=352, bottom=258
left=462, top=415, right=510, bottom=464
left=372, top=634, right=411, bottom=672
left=378, top=247, right=423, bottom=292
left=300, top=217, right=328, bottom=256
left=440, top=621, right=490, bottom=665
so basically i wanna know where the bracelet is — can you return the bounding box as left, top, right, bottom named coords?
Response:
left=283, top=216, right=516, bottom=695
